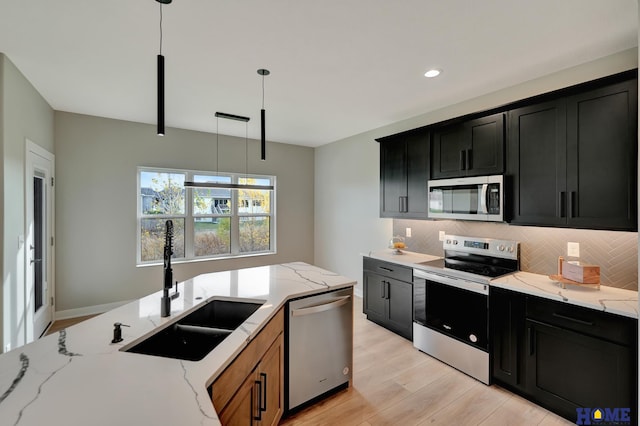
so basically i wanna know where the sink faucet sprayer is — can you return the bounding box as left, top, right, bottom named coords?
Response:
left=161, top=220, right=180, bottom=317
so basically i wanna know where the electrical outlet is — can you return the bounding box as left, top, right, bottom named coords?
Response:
left=405, top=228, right=412, bottom=238
left=439, top=231, right=446, bottom=241
left=567, top=242, right=580, bottom=258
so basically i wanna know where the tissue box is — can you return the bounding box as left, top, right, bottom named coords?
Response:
left=562, top=261, right=600, bottom=284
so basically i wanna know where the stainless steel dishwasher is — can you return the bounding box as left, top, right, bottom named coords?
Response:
left=286, top=287, right=353, bottom=412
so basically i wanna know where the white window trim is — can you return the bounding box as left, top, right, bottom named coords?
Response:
left=137, top=166, right=276, bottom=266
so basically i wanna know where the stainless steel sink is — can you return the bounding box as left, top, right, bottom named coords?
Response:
left=125, top=299, right=264, bottom=361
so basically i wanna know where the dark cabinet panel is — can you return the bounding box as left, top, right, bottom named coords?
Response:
left=490, top=288, right=525, bottom=388
left=362, top=271, right=387, bottom=324
left=508, top=100, right=567, bottom=226
left=379, top=130, right=429, bottom=218
left=491, top=290, right=638, bottom=424
left=525, top=319, right=634, bottom=423
left=565, top=79, right=638, bottom=230
left=432, top=113, right=504, bottom=179
left=363, top=258, right=413, bottom=340
left=507, top=77, right=637, bottom=230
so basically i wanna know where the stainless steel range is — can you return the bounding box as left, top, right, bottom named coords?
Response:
left=412, top=235, right=519, bottom=384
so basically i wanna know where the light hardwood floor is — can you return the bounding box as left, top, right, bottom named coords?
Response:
left=280, top=296, right=572, bottom=426
left=46, top=298, right=573, bottom=425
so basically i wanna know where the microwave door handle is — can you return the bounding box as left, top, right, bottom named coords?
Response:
left=480, top=183, right=489, bottom=214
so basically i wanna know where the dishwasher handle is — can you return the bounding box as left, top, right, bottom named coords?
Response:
left=291, top=295, right=351, bottom=317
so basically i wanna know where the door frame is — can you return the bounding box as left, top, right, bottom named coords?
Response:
left=24, top=139, right=55, bottom=341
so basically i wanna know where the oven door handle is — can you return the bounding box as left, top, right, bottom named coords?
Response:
left=413, top=269, right=489, bottom=295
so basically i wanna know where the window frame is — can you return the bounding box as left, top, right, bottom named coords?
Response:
left=137, top=166, right=276, bottom=266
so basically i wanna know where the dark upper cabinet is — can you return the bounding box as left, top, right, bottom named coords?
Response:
left=508, top=77, right=637, bottom=230
left=431, top=113, right=505, bottom=179
left=508, top=100, right=568, bottom=226
left=378, top=129, right=430, bottom=218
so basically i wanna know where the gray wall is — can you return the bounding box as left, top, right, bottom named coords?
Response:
left=54, top=112, right=314, bottom=313
left=1, top=54, right=55, bottom=350
left=314, top=48, right=638, bottom=295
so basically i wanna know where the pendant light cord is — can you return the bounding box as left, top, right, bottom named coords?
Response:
left=261, top=74, right=265, bottom=109
left=159, top=3, right=164, bottom=55
left=245, top=122, right=249, bottom=178
left=216, top=116, right=219, bottom=176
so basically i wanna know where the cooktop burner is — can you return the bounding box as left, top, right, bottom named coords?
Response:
left=416, top=235, right=519, bottom=281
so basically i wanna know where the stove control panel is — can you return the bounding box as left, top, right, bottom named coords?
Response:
left=444, top=235, right=519, bottom=260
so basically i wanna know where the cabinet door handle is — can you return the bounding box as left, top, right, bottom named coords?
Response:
left=528, top=326, right=534, bottom=356
left=386, top=281, right=391, bottom=300
left=558, top=192, right=566, bottom=218
left=379, top=266, right=393, bottom=273
left=254, top=380, right=262, bottom=421
left=568, top=191, right=576, bottom=218
left=459, top=150, right=466, bottom=170
left=466, top=149, right=472, bottom=170
left=260, top=372, right=267, bottom=412
left=380, top=281, right=386, bottom=299
left=552, top=312, right=594, bottom=326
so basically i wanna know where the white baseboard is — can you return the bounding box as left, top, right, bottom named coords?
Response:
left=55, top=300, right=133, bottom=320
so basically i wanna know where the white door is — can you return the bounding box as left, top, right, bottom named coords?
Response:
left=25, top=140, right=55, bottom=340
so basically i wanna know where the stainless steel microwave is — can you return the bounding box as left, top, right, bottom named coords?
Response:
left=427, top=175, right=504, bottom=222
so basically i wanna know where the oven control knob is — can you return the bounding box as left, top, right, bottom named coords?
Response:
left=469, top=334, right=478, bottom=343
left=446, top=239, right=451, bottom=244
left=507, top=246, right=514, bottom=253
left=453, top=240, right=458, bottom=245
left=498, top=244, right=505, bottom=251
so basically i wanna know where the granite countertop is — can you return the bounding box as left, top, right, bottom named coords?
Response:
left=0, top=262, right=356, bottom=426
left=492, top=271, right=638, bottom=319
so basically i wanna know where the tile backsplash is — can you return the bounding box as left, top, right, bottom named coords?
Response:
left=393, top=219, right=638, bottom=291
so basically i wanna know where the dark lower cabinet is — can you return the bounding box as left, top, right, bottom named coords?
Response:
left=490, top=288, right=525, bottom=388
left=525, top=319, right=634, bottom=422
left=491, top=289, right=638, bottom=425
left=363, top=257, right=413, bottom=340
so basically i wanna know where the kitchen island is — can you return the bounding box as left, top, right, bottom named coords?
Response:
left=0, top=262, right=356, bottom=426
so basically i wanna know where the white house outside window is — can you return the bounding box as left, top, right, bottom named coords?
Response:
left=137, top=167, right=276, bottom=265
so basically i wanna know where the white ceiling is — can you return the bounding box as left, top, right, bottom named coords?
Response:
left=0, top=1, right=637, bottom=147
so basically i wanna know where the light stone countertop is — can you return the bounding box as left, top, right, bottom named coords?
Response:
left=363, top=250, right=637, bottom=319
left=491, top=271, right=638, bottom=319
left=363, top=249, right=442, bottom=268
left=0, top=262, right=356, bottom=426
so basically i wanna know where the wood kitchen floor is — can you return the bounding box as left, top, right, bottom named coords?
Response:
left=280, top=296, right=572, bottom=426
left=48, top=298, right=572, bottom=426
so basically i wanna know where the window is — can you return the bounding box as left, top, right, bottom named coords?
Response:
left=137, top=167, right=275, bottom=264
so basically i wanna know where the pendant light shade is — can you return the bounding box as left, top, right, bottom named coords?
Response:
left=155, top=0, right=171, bottom=136
left=257, top=68, right=270, bottom=160
left=157, top=54, right=165, bottom=136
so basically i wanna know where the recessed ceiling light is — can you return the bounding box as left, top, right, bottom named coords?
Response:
left=424, top=69, right=441, bottom=78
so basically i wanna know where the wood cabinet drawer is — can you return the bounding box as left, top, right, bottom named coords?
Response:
left=212, top=308, right=284, bottom=412
left=526, top=297, right=636, bottom=347
left=363, top=257, right=413, bottom=283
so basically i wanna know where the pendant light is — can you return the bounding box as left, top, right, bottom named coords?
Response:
left=183, top=112, right=274, bottom=190
left=257, top=69, right=270, bottom=160
left=156, top=0, right=171, bottom=136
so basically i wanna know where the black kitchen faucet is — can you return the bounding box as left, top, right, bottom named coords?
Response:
left=161, top=220, right=179, bottom=317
